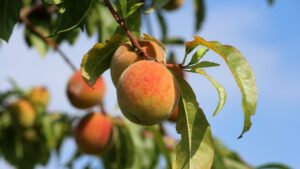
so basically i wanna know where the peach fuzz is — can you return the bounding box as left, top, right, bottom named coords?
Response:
left=66, top=71, right=105, bottom=109
left=74, top=112, right=113, bottom=155
left=110, top=40, right=165, bottom=86
left=117, top=60, right=180, bottom=125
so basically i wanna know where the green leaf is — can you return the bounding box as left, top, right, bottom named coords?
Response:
left=81, top=34, right=126, bottom=86
left=193, top=0, right=205, bottom=32
left=25, top=30, right=49, bottom=57
left=212, top=139, right=252, bottom=169
left=115, top=1, right=141, bottom=37
left=54, top=0, right=93, bottom=34
left=150, top=127, right=172, bottom=169
left=187, top=36, right=258, bottom=138
left=163, top=37, right=185, bottom=45
left=156, top=11, right=168, bottom=41
left=0, top=0, right=22, bottom=42
left=188, top=47, right=209, bottom=66
left=256, top=163, right=291, bottom=169
left=126, top=3, right=144, bottom=18
left=193, top=69, right=226, bottom=116
left=175, top=77, right=214, bottom=169
left=118, top=0, right=127, bottom=18
left=189, top=61, right=220, bottom=69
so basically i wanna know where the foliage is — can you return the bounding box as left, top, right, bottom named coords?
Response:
left=0, top=0, right=286, bottom=169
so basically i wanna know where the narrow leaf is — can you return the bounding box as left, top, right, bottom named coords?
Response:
left=193, top=0, right=205, bottom=32
left=194, top=69, right=226, bottom=116
left=126, top=3, right=144, bottom=18
left=188, top=36, right=258, bottom=138
left=189, top=61, right=219, bottom=69
left=156, top=11, right=168, bottom=41
left=175, top=76, right=214, bottom=169
left=256, top=163, right=291, bottom=169
left=81, top=34, right=126, bottom=86
left=0, top=0, right=21, bottom=42
left=188, top=47, right=209, bottom=66
left=119, top=0, right=127, bottom=18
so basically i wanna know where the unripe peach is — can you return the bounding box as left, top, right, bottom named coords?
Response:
left=110, top=40, right=166, bottom=86
left=163, top=0, right=185, bottom=11
left=10, top=99, right=36, bottom=128
left=28, top=86, right=50, bottom=109
left=74, top=113, right=113, bottom=155
left=66, top=71, right=105, bottom=109
left=117, top=60, right=180, bottom=125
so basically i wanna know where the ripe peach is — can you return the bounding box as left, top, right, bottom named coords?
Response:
left=74, top=113, right=113, bottom=155
left=28, top=86, right=50, bottom=109
left=110, top=40, right=166, bottom=86
left=66, top=71, right=105, bottom=109
left=10, top=99, right=36, bottom=128
left=117, top=60, right=180, bottom=125
left=163, top=0, right=185, bottom=11
left=168, top=107, right=179, bottom=122
left=168, top=64, right=184, bottom=122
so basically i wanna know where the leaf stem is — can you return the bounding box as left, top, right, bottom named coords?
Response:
left=103, top=0, right=152, bottom=60
left=20, top=4, right=77, bottom=72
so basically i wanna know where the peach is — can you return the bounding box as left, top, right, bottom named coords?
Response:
left=74, top=112, right=113, bottom=155
left=110, top=40, right=166, bottom=86
left=10, top=99, right=36, bottom=128
left=117, top=60, right=180, bottom=125
left=163, top=0, right=185, bottom=11
left=28, top=86, right=50, bottom=109
left=66, top=71, right=105, bottom=109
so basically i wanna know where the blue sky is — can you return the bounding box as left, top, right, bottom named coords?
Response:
left=0, top=0, right=300, bottom=168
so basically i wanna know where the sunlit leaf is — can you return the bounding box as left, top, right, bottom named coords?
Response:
left=126, top=3, right=144, bottom=18
left=187, top=36, right=258, bottom=138
left=193, top=69, right=226, bottom=116
left=81, top=34, right=126, bottom=86
left=188, top=61, right=219, bottom=69
left=188, top=47, right=209, bottom=66
left=175, top=76, right=214, bottom=169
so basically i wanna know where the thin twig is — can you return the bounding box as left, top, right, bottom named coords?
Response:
left=103, top=0, right=153, bottom=60
left=20, top=5, right=77, bottom=72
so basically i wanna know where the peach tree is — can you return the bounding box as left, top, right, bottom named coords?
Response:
left=0, top=0, right=289, bottom=169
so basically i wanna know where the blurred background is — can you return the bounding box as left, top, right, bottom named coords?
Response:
left=0, top=0, right=299, bottom=168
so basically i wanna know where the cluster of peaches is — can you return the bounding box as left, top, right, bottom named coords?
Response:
left=67, top=39, right=185, bottom=155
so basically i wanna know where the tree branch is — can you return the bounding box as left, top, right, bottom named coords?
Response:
left=20, top=4, right=77, bottom=72
left=103, top=0, right=153, bottom=60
